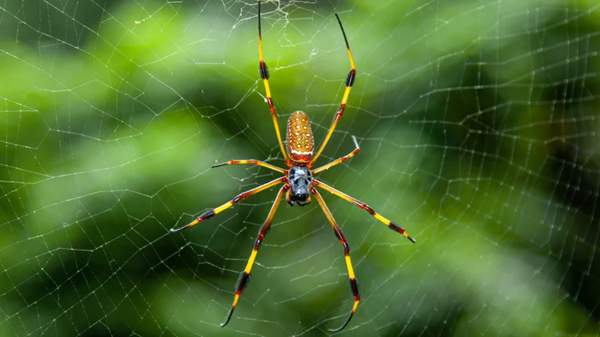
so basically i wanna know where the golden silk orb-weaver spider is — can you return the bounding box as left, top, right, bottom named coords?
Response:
left=170, top=1, right=416, bottom=332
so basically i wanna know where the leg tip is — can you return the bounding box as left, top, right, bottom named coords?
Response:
left=328, top=302, right=357, bottom=332
left=169, top=224, right=190, bottom=233
left=405, top=234, right=416, bottom=243
left=328, top=314, right=354, bottom=332
left=220, top=308, right=235, bottom=328
left=211, top=162, right=226, bottom=168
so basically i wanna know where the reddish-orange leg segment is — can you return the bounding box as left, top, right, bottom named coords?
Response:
left=312, top=135, right=360, bottom=174
left=311, top=13, right=356, bottom=164
left=310, top=187, right=360, bottom=332
left=169, top=177, right=285, bottom=233
left=258, top=1, right=288, bottom=163
left=221, top=184, right=288, bottom=327
left=312, top=179, right=416, bottom=243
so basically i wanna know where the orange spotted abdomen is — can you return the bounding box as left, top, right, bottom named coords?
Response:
left=286, top=111, right=314, bottom=164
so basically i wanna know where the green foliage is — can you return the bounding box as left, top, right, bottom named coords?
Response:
left=1, top=0, right=599, bottom=336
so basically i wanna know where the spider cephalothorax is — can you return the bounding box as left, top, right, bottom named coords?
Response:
left=171, top=1, right=415, bottom=332
left=287, top=165, right=312, bottom=206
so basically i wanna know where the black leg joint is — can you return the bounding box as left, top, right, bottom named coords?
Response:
left=345, top=69, right=356, bottom=87
left=259, top=62, right=270, bottom=80
left=348, top=278, right=360, bottom=297
left=236, top=271, right=251, bottom=292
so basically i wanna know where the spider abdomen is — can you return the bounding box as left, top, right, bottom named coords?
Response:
left=286, top=111, right=314, bottom=163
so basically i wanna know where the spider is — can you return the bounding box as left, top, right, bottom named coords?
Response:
left=171, top=1, right=415, bottom=332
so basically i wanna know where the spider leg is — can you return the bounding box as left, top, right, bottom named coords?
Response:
left=311, top=13, right=356, bottom=165
left=170, top=177, right=286, bottom=233
left=212, top=159, right=286, bottom=174
left=258, top=1, right=288, bottom=162
left=312, top=179, right=416, bottom=243
left=310, top=187, right=359, bottom=332
left=311, top=135, right=360, bottom=174
left=221, top=184, right=288, bottom=327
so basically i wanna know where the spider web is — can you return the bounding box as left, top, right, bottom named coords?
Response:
left=1, top=0, right=599, bottom=336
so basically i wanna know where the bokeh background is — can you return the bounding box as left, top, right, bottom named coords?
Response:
left=1, top=0, right=600, bottom=336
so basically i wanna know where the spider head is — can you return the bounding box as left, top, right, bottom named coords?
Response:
left=287, top=190, right=311, bottom=206
left=287, top=165, right=312, bottom=206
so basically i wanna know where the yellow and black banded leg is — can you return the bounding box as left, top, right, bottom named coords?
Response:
left=169, top=177, right=285, bottom=233
left=212, top=159, right=286, bottom=174
left=311, top=13, right=356, bottom=164
left=221, top=184, right=288, bottom=327
left=313, top=179, right=416, bottom=243
left=311, top=187, right=360, bottom=332
left=312, top=135, right=360, bottom=174
left=258, top=1, right=288, bottom=162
